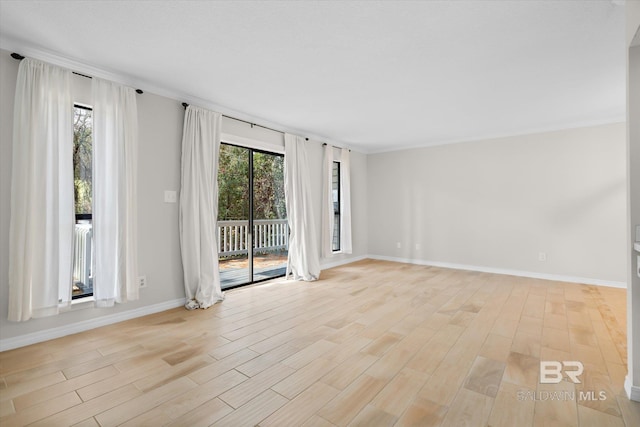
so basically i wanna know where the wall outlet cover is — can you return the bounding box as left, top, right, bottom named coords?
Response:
left=164, top=190, right=177, bottom=203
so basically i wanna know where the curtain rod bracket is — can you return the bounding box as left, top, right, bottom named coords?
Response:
left=135, top=89, right=143, bottom=94
left=11, top=52, right=25, bottom=60
left=322, top=142, right=351, bottom=152
left=182, top=102, right=189, bottom=109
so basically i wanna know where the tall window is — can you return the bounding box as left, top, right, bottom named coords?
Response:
left=332, top=161, right=341, bottom=252
left=73, top=105, right=93, bottom=299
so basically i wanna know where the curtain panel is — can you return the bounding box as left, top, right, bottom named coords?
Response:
left=179, top=105, right=225, bottom=309
left=8, top=58, right=74, bottom=321
left=284, top=134, right=321, bottom=281
left=339, top=147, right=353, bottom=254
left=92, top=78, right=140, bottom=306
left=321, top=144, right=335, bottom=258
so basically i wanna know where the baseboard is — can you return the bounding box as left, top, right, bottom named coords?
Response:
left=321, top=254, right=369, bottom=270
left=0, top=298, right=186, bottom=352
left=367, top=255, right=627, bottom=289
left=625, top=376, right=640, bottom=402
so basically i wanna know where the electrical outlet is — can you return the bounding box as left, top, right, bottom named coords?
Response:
left=138, top=276, right=147, bottom=288
left=396, top=242, right=401, bottom=249
left=538, top=252, right=547, bottom=262
left=164, top=190, right=177, bottom=203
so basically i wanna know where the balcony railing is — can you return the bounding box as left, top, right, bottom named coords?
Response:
left=71, top=218, right=288, bottom=296
left=218, top=219, right=289, bottom=257
left=73, top=219, right=93, bottom=298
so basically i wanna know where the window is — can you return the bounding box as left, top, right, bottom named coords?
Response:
left=72, top=105, right=93, bottom=299
left=332, top=161, right=341, bottom=252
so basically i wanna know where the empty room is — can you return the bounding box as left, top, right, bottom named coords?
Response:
left=1, top=0, right=639, bottom=426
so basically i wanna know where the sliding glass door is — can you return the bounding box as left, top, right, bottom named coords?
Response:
left=217, top=143, right=287, bottom=289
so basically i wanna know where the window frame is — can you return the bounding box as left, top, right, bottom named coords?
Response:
left=332, top=160, right=341, bottom=253
left=72, top=103, right=94, bottom=300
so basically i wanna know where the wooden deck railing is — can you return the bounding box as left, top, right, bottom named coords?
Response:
left=73, top=221, right=93, bottom=288
left=218, top=219, right=289, bottom=257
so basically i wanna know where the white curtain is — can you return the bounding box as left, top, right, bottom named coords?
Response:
left=321, top=144, right=335, bottom=258
left=8, top=59, right=74, bottom=321
left=179, top=106, right=224, bottom=309
left=284, top=134, right=321, bottom=281
left=339, top=147, right=353, bottom=254
left=321, top=145, right=352, bottom=256
left=92, top=78, right=139, bottom=307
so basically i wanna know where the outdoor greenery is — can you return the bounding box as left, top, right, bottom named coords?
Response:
left=217, top=144, right=286, bottom=221
left=73, top=107, right=92, bottom=215
left=71, top=121, right=284, bottom=221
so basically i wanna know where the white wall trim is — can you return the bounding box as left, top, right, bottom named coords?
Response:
left=321, top=255, right=369, bottom=270
left=0, top=298, right=186, bottom=352
left=625, top=376, right=640, bottom=402
left=367, top=118, right=626, bottom=154
left=367, top=255, right=627, bottom=289
left=220, top=132, right=284, bottom=154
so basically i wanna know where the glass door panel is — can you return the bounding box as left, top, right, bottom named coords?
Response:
left=218, top=144, right=287, bottom=289
left=218, top=144, right=251, bottom=289
left=252, top=151, right=287, bottom=282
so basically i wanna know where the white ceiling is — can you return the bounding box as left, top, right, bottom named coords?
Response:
left=0, top=0, right=626, bottom=153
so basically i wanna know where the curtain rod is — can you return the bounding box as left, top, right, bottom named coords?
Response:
left=182, top=102, right=308, bottom=141
left=322, top=143, right=351, bottom=152
left=11, top=52, right=144, bottom=94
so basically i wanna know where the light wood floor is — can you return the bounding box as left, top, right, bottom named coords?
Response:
left=1, top=259, right=639, bottom=426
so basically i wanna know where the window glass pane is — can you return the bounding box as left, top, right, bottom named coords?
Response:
left=73, top=106, right=93, bottom=299
left=218, top=144, right=250, bottom=221
left=74, top=107, right=92, bottom=214
left=332, top=161, right=340, bottom=252
left=217, top=144, right=251, bottom=288
left=217, top=143, right=288, bottom=289
left=252, top=151, right=287, bottom=282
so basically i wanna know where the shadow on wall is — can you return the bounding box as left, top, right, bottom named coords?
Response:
left=548, top=179, right=625, bottom=227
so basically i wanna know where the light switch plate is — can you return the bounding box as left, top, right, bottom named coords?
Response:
left=164, top=190, right=177, bottom=203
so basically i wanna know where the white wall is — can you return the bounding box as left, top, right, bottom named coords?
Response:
left=0, top=48, right=368, bottom=347
left=367, top=123, right=627, bottom=285
left=626, top=0, right=640, bottom=402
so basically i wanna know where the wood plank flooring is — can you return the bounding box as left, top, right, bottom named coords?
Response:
left=1, top=259, right=639, bottom=426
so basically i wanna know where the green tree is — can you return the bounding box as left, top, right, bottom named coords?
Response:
left=217, top=145, right=286, bottom=221
left=73, top=107, right=92, bottom=214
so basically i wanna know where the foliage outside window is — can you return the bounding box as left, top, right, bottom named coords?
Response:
left=217, top=144, right=285, bottom=221
left=74, top=106, right=92, bottom=215
left=72, top=105, right=93, bottom=299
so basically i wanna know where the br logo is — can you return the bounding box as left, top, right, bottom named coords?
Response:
left=540, top=361, right=584, bottom=384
